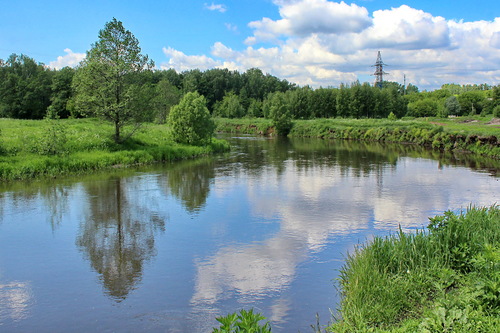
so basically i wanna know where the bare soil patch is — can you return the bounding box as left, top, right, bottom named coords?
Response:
left=486, top=118, right=500, bottom=125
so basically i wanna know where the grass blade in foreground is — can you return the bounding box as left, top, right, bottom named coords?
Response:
left=330, top=206, right=500, bottom=332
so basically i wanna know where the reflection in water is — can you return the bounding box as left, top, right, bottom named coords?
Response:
left=159, top=158, right=216, bottom=213
left=42, top=184, right=70, bottom=230
left=0, top=282, right=33, bottom=323
left=0, top=135, right=498, bottom=332
left=76, top=176, right=166, bottom=301
left=190, top=136, right=499, bottom=329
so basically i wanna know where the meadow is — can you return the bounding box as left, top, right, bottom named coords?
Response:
left=0, top=118, right=229, bottom=180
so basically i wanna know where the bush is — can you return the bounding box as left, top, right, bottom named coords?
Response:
left=407, top=98, right=439, bottom=117
left=168, top=92, right=215, bottom=145
left=212, top=309, right=271, bottom=333
left=493, top=105, right=500, bottom=118
left=30, top=120, right=68, bottom=155
left=268, top=92, right=293, bottom=136
left=213, top=92, right=245, bottom=118
left=445, top=96, right=461, bottom=116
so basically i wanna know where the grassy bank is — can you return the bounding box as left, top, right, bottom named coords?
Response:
left=0, top=118, right=229, bottom=180
left=215, top=117, right=500, bottom=159
left=330, top=206, right=500, bottom=332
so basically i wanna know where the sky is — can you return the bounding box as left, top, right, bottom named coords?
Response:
left=0, top=0, right=499, bottom=90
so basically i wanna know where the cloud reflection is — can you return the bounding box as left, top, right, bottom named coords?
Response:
left=0, top=282, right=33, bottom=323
left=191, top=138, right=499, bottom=319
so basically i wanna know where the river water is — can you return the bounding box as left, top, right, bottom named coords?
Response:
left=0, top=136, right=499, bottom=332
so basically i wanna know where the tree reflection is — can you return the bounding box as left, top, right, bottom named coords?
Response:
left=160, top=157, right=216, bottom=213
left=76, top=176, right=166, bottom=301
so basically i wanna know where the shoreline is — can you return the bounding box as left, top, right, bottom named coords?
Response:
left=215, top=117, right=500, bottom=159
left=0, top=118, right=230, bottom=181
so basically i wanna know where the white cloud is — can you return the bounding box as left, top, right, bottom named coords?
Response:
left=224, top=23, right=238, bottom=32
left=161, top=47, right=221, bottom=71
left=490, top=31, right=500, bottom=48
left=246, top=0, right=371, bottom=44
left=49, top=48, right=85, bottom=69
left=204, top=2, right=227, bottom=13
left=163, top=2, right=500, bottom=89
left=362, top=5, right=451, bottom=50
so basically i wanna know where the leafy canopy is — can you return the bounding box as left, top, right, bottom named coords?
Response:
left=168, top=92, right=215, bottom=146
left=72, top=18, right=154, bottom=143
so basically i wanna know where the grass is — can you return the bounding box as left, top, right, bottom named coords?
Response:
left=0, top=118, right=229, bottom=180
left=330, top=206, right=500, bottom=332
left=215, top=117, right=273, bottom=135
left=214, top=117, right=500, bottom=159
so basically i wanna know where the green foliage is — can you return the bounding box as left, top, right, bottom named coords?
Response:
left=407, top=98, right=439, bottom=117
left=72, top=18, right=154, bottom=143
left=444, top=96, right=460, bottom=116
left=457, top=90, right=486, bottom=116
left=330, top=206, right=500, bottom=332
left=493, top=105, right=500, bottom=118
left=214, top=91, right=245, bottom=118
left=0, top=118, right=229, bottom=180
left=212, top=309, right=271, bottom=333
left=247, top=98, right=263, bottom=118
left=388, top=112, right=397, bottom=121
left=286, top=86, right=313, bottom=119
left=29, top=120, right=68, bottom=155
left=216, top=117, right=499, bottom=158
left=215, top=118, right=273, bottom=135
left=47, top=66, right=75, bottom=119
left=0, top=54, right=52, bottom=119
left=0, top=128, right=4, bottom=155
left=152, top=78, right=181, bottom=123
left=168, top=92, right=215, bottom=145
left=267, top=92, right=293, bottom=136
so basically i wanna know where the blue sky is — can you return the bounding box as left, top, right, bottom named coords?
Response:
left=1, top=0, right=499, bottom=90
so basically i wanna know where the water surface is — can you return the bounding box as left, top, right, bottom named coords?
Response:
left=1, top=137, right=498, bottom=332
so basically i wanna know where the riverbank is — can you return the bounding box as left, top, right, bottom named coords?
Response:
left=0, top=118, right=229, bottom=180
left=330, top=206, right=500, bottom=332
left=215, top=117, right=500, bottom=159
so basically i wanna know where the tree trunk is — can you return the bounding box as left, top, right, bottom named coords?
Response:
left=114, top=120, right=120, bottom=143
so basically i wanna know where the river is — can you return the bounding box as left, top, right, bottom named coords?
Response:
left=0, top=136, right=499, bottom=332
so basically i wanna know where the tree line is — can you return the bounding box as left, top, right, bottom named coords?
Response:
left=1, top=18, right=499, bottom=137
left=0, top=53, right=295, bottom=121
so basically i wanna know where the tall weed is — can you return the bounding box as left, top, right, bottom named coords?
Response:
left=331, top=206, right=500, bottom=332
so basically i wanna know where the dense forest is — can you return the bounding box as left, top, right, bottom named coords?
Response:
left=1, top=53, right=499, bottom=122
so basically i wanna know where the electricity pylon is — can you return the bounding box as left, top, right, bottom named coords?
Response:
left=372, top=51, right=388, bottom=88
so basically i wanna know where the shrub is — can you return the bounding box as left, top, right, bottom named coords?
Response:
left=268, top=92, right=293, bottom=136
left=407, top=98, right=439, bottom=117
left=212, top=309, right=271, bottom=333
left=168, top=92, right=215, bottom=145
left=493, top=105, right=500, bottom=118
left=445, top=96, right=461, bottom=116
left=30, top=120, right=68, bottom=155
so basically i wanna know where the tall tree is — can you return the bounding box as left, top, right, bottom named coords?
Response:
left=73, top=18, right=154, bottom=142
left=152, top=78, right=181, bottom=123
left=47, top=66, right=75, bottom=119
left=0, top=54, right=52, bottom=119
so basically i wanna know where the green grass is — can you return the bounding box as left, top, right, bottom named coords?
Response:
left=214, top=117, right=500, bottom=159
left=330, top=206, right=500, bottom=332
left=0, top=118, right=229, bottom=180
left=215, top=117, right=274, bottom=135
